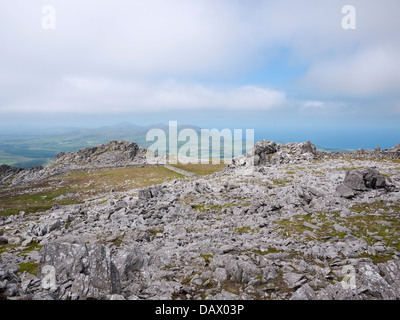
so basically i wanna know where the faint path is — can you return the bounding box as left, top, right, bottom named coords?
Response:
left=163, top=164, right=198, bottom=178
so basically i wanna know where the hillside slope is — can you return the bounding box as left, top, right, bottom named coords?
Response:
left=1, top=140, right=400, bottom=300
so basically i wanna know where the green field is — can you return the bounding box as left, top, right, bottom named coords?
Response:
left=0, top=166, right=184, bottom=217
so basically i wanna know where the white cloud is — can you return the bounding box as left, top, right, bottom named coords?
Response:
left=302, top=101, right=325, bottom=109
left=301, top=46, right=400, bottom=96
left=1, top=0, right=400, bottom=117
left=0, top=77, right=286, bottom=114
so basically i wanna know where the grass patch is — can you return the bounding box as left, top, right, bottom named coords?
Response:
left=0, top=188, right=77, bottom=217
left=0, top=243, right=13, bottom=255
left=112, top=235, right=124, bottom=247
left=0, top=166, right=183, bottom=216
left=358, top=253, right=393, bottom=264
left=62, top=166, right=183, bottom=193
left=220, top=280, right=243, bottom=295
left=270, top=178, right=291, bottom=187
left=169, top=163, right=226, bottom=176
left=275, top=212, right=347, bottom=241
left=234, top=226, right=259, bottom=234
left=199, top=254, right=213, bottom=264
left=350, top=200, right=400, bottom=215
left=275, top=202, right=400, bottom=252
left=20, top=241, right=43, bottom=256
left=18, top=262, right=39, bottom=276
left=149, top=229, right=163, bottom=235
left=191, top=203, right=236, bottom=213
left=250, top=248, right=282, bottom=255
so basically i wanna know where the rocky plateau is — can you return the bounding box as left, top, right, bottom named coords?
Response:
left=1, top=139, right=400, bottom=300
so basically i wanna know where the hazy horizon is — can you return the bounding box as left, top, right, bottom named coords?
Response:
left=0, top=120, right=398, bottom=151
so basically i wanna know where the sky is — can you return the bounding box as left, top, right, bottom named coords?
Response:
left=0, top=0, right=399, bottom=149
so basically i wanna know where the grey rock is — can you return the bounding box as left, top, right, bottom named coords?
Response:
left=32, top=219, right=63, bottom=237
left=283, top=273, right=307, bottom=289
left=290, top=283, right=316, bottom=300
left=389, top=142, right=400, bottom=152
left=214, top=268, right=228, bottom=282
left=263, top=266, right=279, bottom=281
left=241, top=260, right=262, bottom=283
left=303, top=222, right=319, bottom=230
left=38, top=242, right=121, bottom=299
left=108, top=294, right=126, bottom=300
left=205, top=290, right=240, bottom=300
left=0, top=279, right=7, bottom=290
left=344, top=170, right=368, bottom=191
left=138, top=186, right=165, bottom=200
left=5, top=282, right=18, bottom=297
left=342, top=168, right=388, bottom=192
left=224, top=258, right=243, bottom=282
left=336, top=183, right=355, bottom=199
left=363, top=168, right=386, bottom=189
left=112, top=245, right=147, bottom=281
left=252, top=140, right=279, bottom=166
left=299, top=141, right=317, bottom=155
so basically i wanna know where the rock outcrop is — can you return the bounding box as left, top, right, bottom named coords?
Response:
left=1, top=141, right=149, bottom=187
left=37, top=243, right=121, bottom=300
left=336, top=168, right=395, bottom=198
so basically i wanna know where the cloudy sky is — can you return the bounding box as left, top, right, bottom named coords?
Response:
left=0, top=0, right=399, bottom=148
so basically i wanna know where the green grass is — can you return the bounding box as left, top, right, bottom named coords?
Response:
left=270, top=178, right=292, bottom=187
left=0, top=166, right=183, bottom=217
left=358, top=253, right=394, bottom=264
left=234, top=226, right=259, bottom=234
left=199, top=254, right=213, bottom=264
left=275, top=202, right=400, bottom=255
left=169, top=163, right=226, bottom=176
left=62, top=166, right=183, bottom=193
left=20, top=241, right=43, bottom=256
left=275, top=212, right=347, bottom=241
left=0, top=243, right=13, bottom=255
left=18, top=262, right=38, bottom=276
left=0, top=188, right=77, bottom=216
left=250, top=248, right=282, bottom=255
left=191, top=203, right=236, bottom=213
left=350, top=200, right=400, bottom=215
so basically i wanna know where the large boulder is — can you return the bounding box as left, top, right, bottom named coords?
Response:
left=343, top=170, right=368, bottom=191
left=138, top=185, right=165, bottom=200
left=299, top=141, right=317, bottom=155
left=389, top=142, right=400, bottom=152
left=337, top=168, right=390, bottom=198
left=335, top=183, right=356, bottom=199
left=38, top=243, right=121, bottom=299
left=252, top=140, right=279, bottom=166
left=363, top=168, right=386, bottom=189
left=112, top=246, right=147, bottom=281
